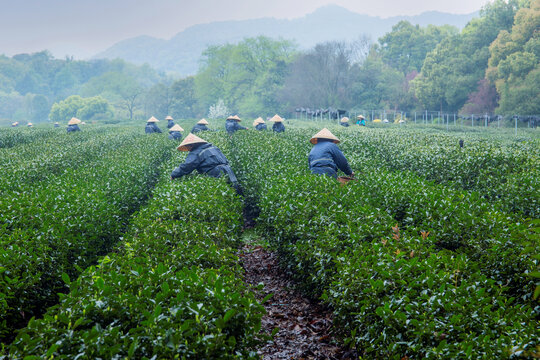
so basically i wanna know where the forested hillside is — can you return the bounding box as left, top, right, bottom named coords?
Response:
left=0, top=53, right=166, bottom=124
left=1, top=0, right=537, bottom=126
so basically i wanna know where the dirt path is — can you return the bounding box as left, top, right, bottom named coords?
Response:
left=241, top=241, right=356, bottom=360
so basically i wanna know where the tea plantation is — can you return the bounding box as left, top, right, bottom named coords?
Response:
left=1, top=123, right=538, bottom=359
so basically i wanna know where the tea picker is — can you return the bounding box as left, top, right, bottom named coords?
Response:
left=145, top=116, right=162, bottom=134
left=340, top=117, right=350, bottom=127
left=67, top=117, right=81, bottom=132
left=254, top=117, right=267, bottom=130
left=166, top=115, right=175, bottom=129
left=270, top=114, right=285, bottom=132
left=225, top=115, right=247, bottom=134
left=309, top=128, right=354, bottom=180
left=168, top=124, right=184, bottom=140
left=192, top=118, right=210, bottom=133
left=171, top=133, right=242, bottom=194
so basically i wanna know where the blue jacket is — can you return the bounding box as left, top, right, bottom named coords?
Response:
left=225, top=119, right=247, bottom=134
left=167, top=120, right=175, bottom=129
left=255, top=123, right=267, bottom=131
left=168, top=131, right=182, bottom=140
left=145, top=123, right=162, bottom=134
left=171, top=143, right=237, bottom=182
left=356, top=119, right=366, bottom=126
left=67, top=124, right=81, bottom=132
left=272, top=122, right=285, bottom=133
left=191, top=124, right=209, bottom=133
left=308, top=139, right=352, bottom=178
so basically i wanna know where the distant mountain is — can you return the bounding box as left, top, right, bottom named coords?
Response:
left=94, top=5, right=477, bottom=76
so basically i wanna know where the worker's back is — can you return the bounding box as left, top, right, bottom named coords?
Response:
left=308, top=140, right=352, bottom=178
left=273, top=122, right=285, bottom=132
left=192, top=124, right=208, bottom=133
left=67, top=124, right=81, bottom=133
left=226, top=119, right=245, bottom=133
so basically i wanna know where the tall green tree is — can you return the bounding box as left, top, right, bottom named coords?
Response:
left=170, top=76, right=198, bottom=118
left=49, top=95, right=113, bottom=122
left=378, top=21, right=458, bottom=74
left=76, top=96, right=113, bottom=121
left=49, top=95, right=86, bottom=122
left=145, top=82, right=173, bottom=119
left=81, top=72, right=144, bottom=119
left=414, top=0, right=520, bottom=112
left=349, top=50, right=407, bottom=110
left=487, top=0, right=540, bottom=114
left=195, top=36, right=297, bottom=116
left=30, top=94, right=50, bottom=122
left=280, top=41, right=359, bottom=110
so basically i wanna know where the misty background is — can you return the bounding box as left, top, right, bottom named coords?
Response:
left=0, top=0, right=538, bottom=126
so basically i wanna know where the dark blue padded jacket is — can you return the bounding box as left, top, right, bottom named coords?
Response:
left=168, top=131, right=182, bottom=140
left=145, top=123, right=162, bottom=134
left=171, top=143, right=236, bottom=181
left=272, top=122, right=285, bottom=133
left=191, top=124, right=209, bottom=133
left=225, top=119, right=247, bottom=133
left=67, top=124, right=81, bottom=132
left=308, top=139, right=352, bottom=178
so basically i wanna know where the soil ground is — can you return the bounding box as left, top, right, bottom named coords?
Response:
left=240, top=231, right=356, bottom=360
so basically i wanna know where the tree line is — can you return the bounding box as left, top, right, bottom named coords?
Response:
left=0, top=0, right=538, bottom=124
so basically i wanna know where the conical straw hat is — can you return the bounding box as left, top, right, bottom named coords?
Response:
left=54, top=122, right=59, bottom=125
left=81, top=122, right=86, bottom=125
left=340, top=117, right=350, bottom=123
left=197, top=118, right=209, bottom=125
left=255, top=117, right=265, bottom=124
left=27, top=122, right=33, bottom=127
left=177, top=133, right=208, bottom=151
left=270, top=114, right=284, bottom=122
left=169, top=124, right=184, bottom=132
left=310, top=128, right=340, bottom=145
left=165, top=115, right=173, bottom=120
left=12, top=122, right=19, bottom=126
left=227, top=115, right=241, bottom=122
left=357, top=115, right=365, bottom=120
left=68, top=117, right=81, bottom=125
left=147, top=116, right=159, bottom=123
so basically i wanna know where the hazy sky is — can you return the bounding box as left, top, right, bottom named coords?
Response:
left=0, top=0, right=489, bottom=59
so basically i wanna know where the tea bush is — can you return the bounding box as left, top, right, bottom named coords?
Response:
left=0, top=129, right=171, bottom=341
left=5, top=159, right=264, bottom=359
left=229, top=127, right=539, bottom=358
left=2, top=124, right=538, bottom=358
left=0, top=127, right=58, bottom=149
left=339, top=128, right=539, bottom=217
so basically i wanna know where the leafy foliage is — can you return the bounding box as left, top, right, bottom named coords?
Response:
left=378, top=21, right=458, bottom=75
left=5, top=145, right=264, bottom=359
left=487, top=0, right=540, bottom=114
left=195, top=36, right=297, bottom=116
left=0, top=127, right=170, bottom=342
left=49, top=95, right=113, bottom=122
left=0, top=53, right=164, bottom=123
left=228, top=125, right=539, bottom=359
left=414, top=0, right=520, bottom=112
